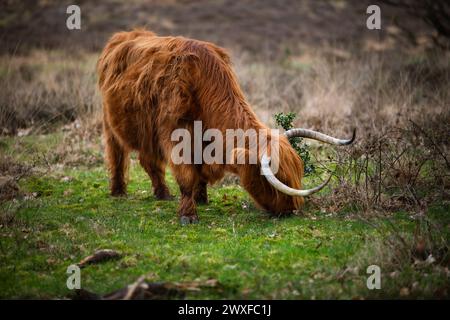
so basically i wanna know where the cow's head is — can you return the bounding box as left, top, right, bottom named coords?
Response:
left=235, top=128, right=355, bottom=214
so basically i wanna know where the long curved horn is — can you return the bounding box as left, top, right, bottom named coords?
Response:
left=260, top=153, right=331, bottom=196
left=285, top=128, right=356, bottom=145
left=260, top=128, right=355, bottom=197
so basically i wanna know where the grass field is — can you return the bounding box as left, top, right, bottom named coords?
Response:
left=1, top=132, right=448, bottom=299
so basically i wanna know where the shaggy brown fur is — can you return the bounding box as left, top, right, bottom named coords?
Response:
left=98, top=29, right=304, bottom=223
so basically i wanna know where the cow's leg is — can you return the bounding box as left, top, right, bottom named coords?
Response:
left=170, top=163, right=200, bottom=224
left=194, top=180, right=208, bottom=204
left=104, top=121, right=129, bottom=196
left=138, top=152, right=173, bottom=200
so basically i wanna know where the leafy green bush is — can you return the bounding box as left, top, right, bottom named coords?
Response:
left=274, top=112, right=315, bottom=175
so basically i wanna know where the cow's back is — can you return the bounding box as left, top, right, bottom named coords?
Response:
left=98, top=29, right=235, bottom=151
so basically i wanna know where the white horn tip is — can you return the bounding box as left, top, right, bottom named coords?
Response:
left=341, top=128, right=356, bottom=145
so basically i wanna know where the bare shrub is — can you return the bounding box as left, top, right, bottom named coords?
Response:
left=326, top=121, right=450, bottom=214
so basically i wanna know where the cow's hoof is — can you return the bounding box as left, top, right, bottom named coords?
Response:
left=111, top=190, right=126, bottom=197
left=195, top=197, right=208, bottom=205
left=180, top=215, right=199, bottom=225
left=155, top=193, right=174, bottom=201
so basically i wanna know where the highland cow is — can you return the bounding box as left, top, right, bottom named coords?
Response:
left=97, top=29, right=354, bottom=224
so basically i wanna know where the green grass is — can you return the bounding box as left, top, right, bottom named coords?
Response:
left=0, top=134, right=448, bottom=299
